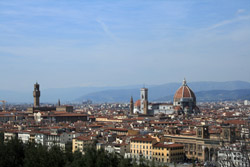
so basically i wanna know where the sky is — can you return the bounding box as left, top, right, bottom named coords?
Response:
left=0, top=0, right=250, bottom=91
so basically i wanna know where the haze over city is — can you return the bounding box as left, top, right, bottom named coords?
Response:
left=0, top=0, right=250, bottom=91
left=1, top=1, right=250, bottom=167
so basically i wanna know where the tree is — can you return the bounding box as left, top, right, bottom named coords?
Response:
left=0, top=137, right=25, bottom=167
left=47, top=145, right=66, bottom=167
left=24, top=142, right=49, bottom=167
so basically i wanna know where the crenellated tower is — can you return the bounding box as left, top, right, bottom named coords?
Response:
left=33, top=82, right=40, bottom=107
left=130, top=96, right=134, bottom=115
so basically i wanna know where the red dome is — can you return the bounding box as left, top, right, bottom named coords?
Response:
left=134, top=100, right=141, bottom=107
left=174, top=79, right=196, bottom=101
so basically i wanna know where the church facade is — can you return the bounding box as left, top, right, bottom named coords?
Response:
left=130, top=79, right=200, bottom=115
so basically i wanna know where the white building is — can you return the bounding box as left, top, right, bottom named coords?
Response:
left=148, top=103, right=174, bottom=115
left=34, top=112, right=42, bottom=122
left=244, top=100, right=250, bottom=106
left=35, top=132, right=47, bottom=145
left=4, top=131, right=17, bottom=142
left=218, top=143, right=250, bottom=167
left=18, top=131, right=31, bottom=143
left=35, top=131, right=80, bottom=150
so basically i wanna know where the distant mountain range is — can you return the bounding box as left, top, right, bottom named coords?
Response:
left=155, top=89, right=250, bottom=102
left=1, top=81, right=250, bottom=103
left=75, top=81, right=250, bottom=103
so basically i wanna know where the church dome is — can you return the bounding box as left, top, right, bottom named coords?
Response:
left=173, top=79, right=196, bottom=102
left=134, top=100, right=141, bottom=107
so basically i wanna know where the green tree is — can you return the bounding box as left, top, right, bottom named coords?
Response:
left=0, top=137, right=25, bottom=167
left=24, top=142, right=49, bottom=167
left=47, top=145, right=66, bottom=167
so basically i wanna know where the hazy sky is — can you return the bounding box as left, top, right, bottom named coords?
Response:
left=0, top=0, right=250, bottom=91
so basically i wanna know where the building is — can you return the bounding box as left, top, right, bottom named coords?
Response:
left=130, top=96, right=134, bottom=115
left=28, top=83, right=73, bottom=114
left=130, top=136, right=184, bottom=164
left=56, top=106, right=73, bottom=112
left=152, top=142, right=184, bottom=163
left=130, top=136, right=157, bottom=160
left=18, top=131, right=31, bottom=143
left=244, top=100, right=250, bottom=106
left=72, top=136, right=94, bottom=153
left=33, top=82, right=40, bottom=107
left=4, top=131, right=18, bottom=142
left=107, top=128, right=128, bottom=136
left=164, top=125, right=236, bottom=162
left=173, top=78, right=200, bottom=115
left=148, top=103, right=174, bottom=115
left=140, top=88, right=149, bottom=115
left=217, top=143, right=250, bottom=167
left=132, top=79, right=199, bottom=115
left=43, top=113, right=88, bottom=123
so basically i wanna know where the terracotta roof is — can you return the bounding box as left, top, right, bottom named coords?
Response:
left=131, top=137, right=155, bottom=142
left=108, top=128, right=128, bottom=132
left=154, top=142, right=183, bottom=148
left=49, top=113, right=87, bottom=117
left=134, top=100, right=141, bottom=107
left=224, top=120, right=246, bottom=125
left=174, top=81, right=196, bottom=101
left=75, top=136, right=91, bottom=141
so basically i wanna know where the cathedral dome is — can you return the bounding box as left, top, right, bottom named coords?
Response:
left=173, top=79, right=196, bottom=103
left=134, top=100, right=141, bottom=107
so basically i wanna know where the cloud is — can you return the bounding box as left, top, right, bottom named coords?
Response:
left=206, top=15, right=250, bottom=30
left=96, top=18, right=118, bottom=41
left=237, top=9, right=245, bottom=14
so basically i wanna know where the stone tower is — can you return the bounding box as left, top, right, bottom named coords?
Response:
left=221, top=126, right=236, bottom=143
left=143, top=100, right=148, bottom=115
left=58, top=99, right=61, bottom=106
left=196, top=125, right=209, bottom=139
left=33, top=82, right=40, bottom=107
left=130, top=96, right=134, bottom=115
left=140, top=88, right=148, bottom=114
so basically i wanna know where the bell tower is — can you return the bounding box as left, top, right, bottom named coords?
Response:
left=33, top=82, right=40, bottom=107
left=130, top=96, right=134, bottom=115
left=140, top=87, right=148, bottom=114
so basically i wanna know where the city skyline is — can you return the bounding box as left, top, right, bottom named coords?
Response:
left=0, top=0, right=250, bottom=91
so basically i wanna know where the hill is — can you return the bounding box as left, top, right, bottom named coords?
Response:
left=76, top=81, right=250, bottom=103
left=155, top=89, right=250, bottom=102
left=1, top=81, right=250, bottom=103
